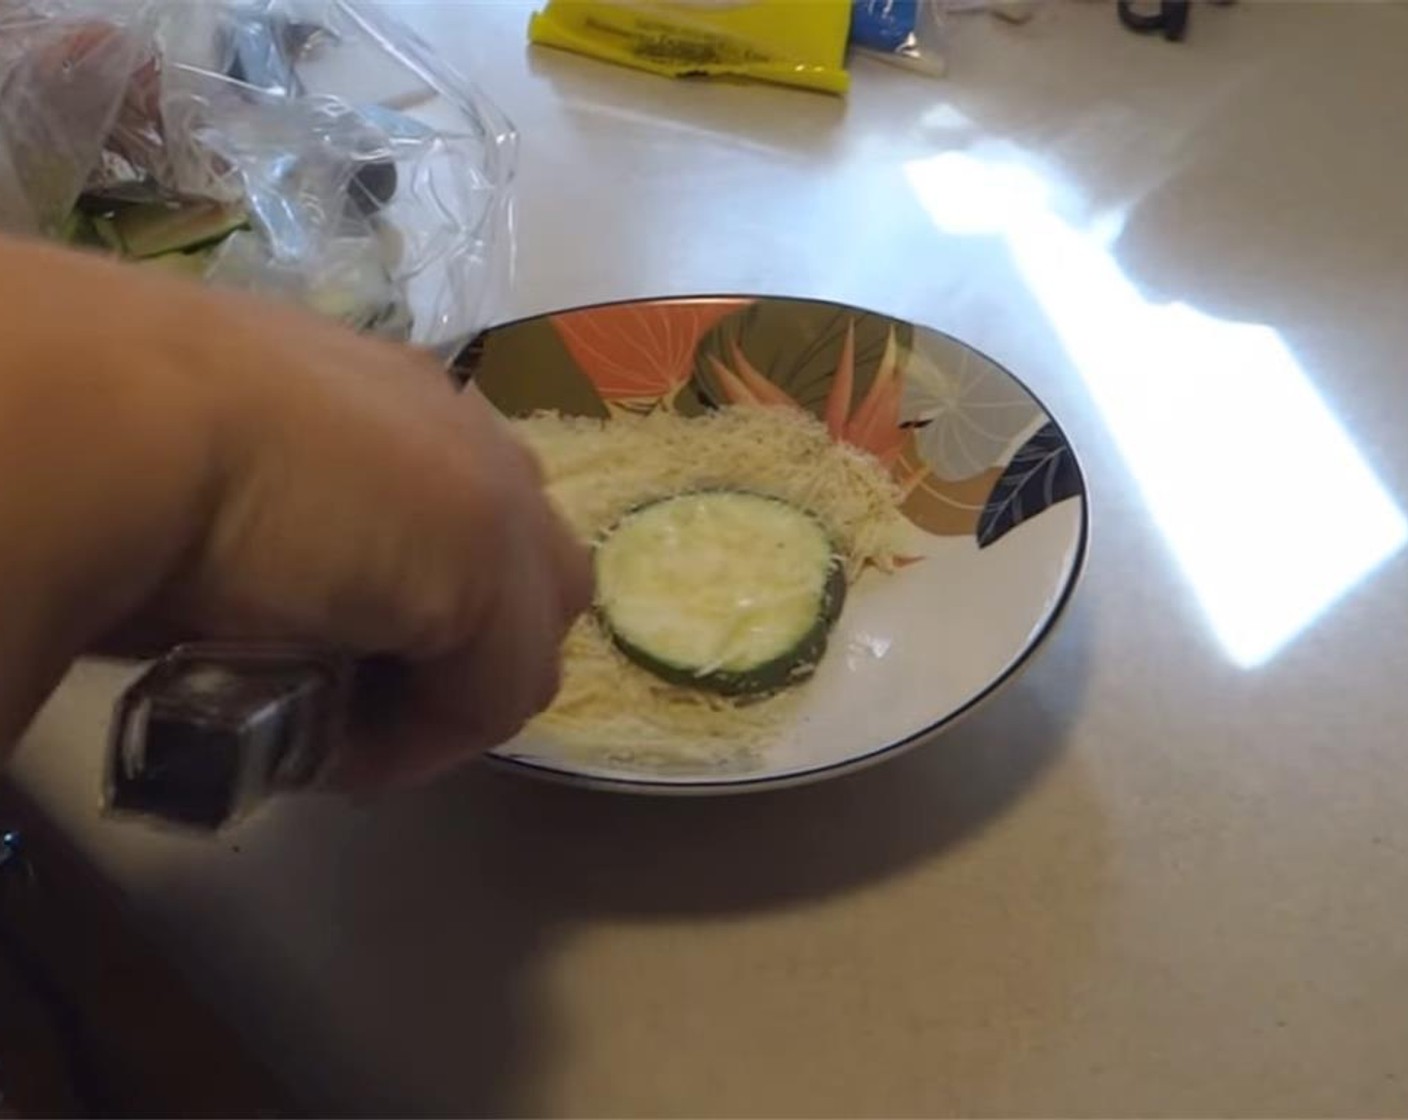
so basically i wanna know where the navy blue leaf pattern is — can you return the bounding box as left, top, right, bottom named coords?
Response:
left=976, top=422, right=1082, bottom=548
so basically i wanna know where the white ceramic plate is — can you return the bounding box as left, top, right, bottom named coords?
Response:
left=459, top=296, right=1088, bottom=793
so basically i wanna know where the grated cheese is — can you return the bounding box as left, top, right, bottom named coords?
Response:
left=514, top=405, right=911, bottom=771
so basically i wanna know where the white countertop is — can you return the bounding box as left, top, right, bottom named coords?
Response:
left=12, top=2, right=1408, bottom=1114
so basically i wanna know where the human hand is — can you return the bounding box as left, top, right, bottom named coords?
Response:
left=183, top=301, right=595, bottom=789
left=0, top=237, right=591, bottom=787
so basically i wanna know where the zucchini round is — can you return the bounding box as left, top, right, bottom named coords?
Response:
left=594, top=491, right=846, bottom=697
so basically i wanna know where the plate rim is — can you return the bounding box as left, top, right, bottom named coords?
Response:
left=464, top=292, right=1092, bottom=796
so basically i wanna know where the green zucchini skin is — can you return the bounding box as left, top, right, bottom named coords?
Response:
left=109, top=201, right=248, bottom=259
left=594, top=492, right=848, bottom=698
left=605, top=562, right=846, bottom=697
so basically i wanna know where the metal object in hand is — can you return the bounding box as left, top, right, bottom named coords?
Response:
left=105, top=644, right=349, bottom=832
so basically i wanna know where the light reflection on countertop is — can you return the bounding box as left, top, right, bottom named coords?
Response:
left=906, top=149, right=1407, bottom=666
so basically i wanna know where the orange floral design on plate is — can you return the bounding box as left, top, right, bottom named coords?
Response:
left=709, top=321, right=1010, bottom=538
left=707, top=319, right=906, bottom=466
left=552, top=300, right=750, bottom=414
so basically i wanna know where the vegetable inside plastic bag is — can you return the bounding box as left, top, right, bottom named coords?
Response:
left=0, top=0, right=157, bottom=234
left=0, top=0, right=516, bottom=357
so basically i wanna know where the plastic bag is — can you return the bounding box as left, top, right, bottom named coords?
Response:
left=849, top=0, right=1043, bottom=78
left=529, top=0, right=852, bottom=96
left=0, top=0, right=516, bottom=358
left=0, top=0, right=157, bottom=234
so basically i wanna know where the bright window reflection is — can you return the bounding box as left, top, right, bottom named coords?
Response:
left=906, top=151, right=1406, bottom=667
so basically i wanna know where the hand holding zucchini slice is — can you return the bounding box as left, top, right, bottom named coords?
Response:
left=594, top=491, right=846, bottom=696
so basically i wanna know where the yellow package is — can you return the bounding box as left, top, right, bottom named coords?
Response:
left=528, top=0, right=851, bottom=95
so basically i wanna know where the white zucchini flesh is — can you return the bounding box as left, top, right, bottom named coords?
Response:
left=595, top=492, right=839, bottom=681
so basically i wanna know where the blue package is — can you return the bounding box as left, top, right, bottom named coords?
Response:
left=850, top=0, right=919, bottom=52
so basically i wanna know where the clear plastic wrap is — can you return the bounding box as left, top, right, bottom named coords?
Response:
left=0, top=0, right=516, bottom=357
left=0, top=1, right=158, bottom=232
